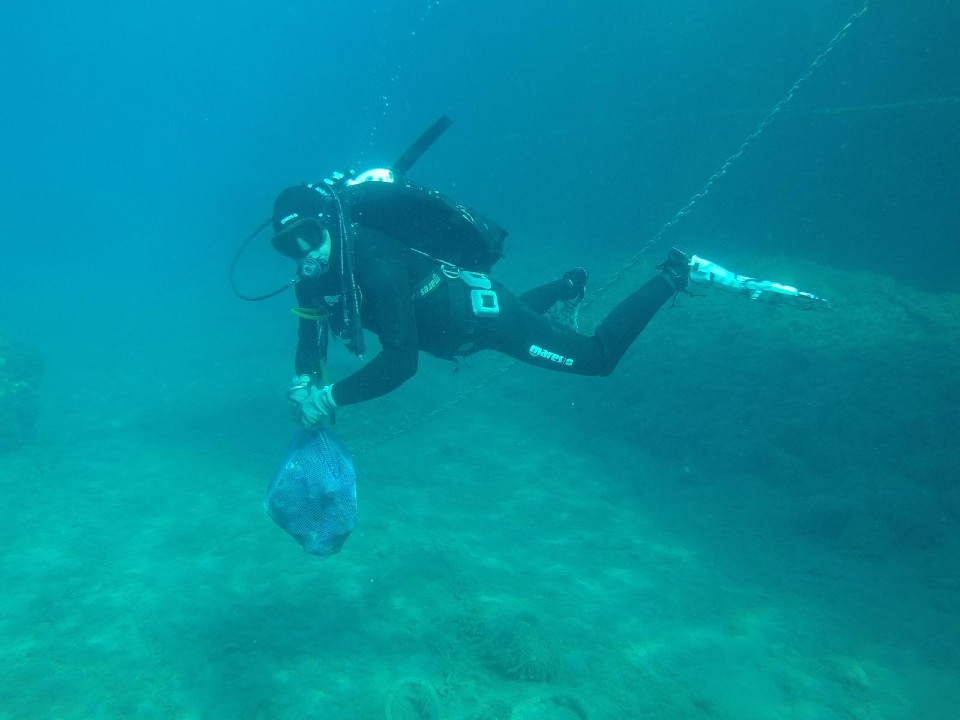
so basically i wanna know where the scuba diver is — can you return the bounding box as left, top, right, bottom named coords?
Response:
left=242, top=119, right=830, bottom=559
left=273, top=170, right=695, bottom=427
left=239, top=119, right=828, bottom=429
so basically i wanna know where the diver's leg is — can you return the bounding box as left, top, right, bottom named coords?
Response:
left=474, top=253, right=685, bottom=375
left=590, top=274, right=676, bottom=372
left=590, top=248, right=690, bottom=370
left=518, top=280, right=573, bottom=314
left=518, top=268, right=588, bottom=314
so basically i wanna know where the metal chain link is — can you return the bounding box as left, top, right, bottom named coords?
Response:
left=355, top=0, right=872, bottom=454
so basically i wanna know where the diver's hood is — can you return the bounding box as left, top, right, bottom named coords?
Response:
left=271, top=184, right=337, bottom=257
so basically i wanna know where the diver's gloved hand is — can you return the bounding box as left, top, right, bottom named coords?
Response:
left=289, top=374, right=333, bottom=427
left=298, top=385, right=338, bottom=429
left=288, top=374, right=312, bottom=416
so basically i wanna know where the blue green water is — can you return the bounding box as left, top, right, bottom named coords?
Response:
left=1, top=1, right=958, bottom=718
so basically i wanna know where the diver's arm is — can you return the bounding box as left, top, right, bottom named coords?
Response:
left=293, top=280, right=323, bottom=377
left=295, top=320, right=323, bottom=377
left=329, top=256, right=419, bottom=406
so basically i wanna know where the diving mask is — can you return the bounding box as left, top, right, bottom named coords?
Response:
left=271, top=216, right=327, bottom=259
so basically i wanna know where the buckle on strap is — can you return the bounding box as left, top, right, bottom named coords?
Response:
left=470, top=288, right=499, bottom=317
left=460, top=271, right=499, bottom=317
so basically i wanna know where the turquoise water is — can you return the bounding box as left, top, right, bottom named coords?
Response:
left=2, top=1, right=958, bottom=718
left=2, top=259, right=957, bottom=718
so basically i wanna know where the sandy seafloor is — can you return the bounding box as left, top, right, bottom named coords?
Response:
left=1, top=252, right=958, bottom=720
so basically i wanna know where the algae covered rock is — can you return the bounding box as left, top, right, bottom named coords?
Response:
left=0, top=333, right=42, bottom=452
left=480, top=613, right=560, bottom=683
left=385, top=678, right=441, bottom=720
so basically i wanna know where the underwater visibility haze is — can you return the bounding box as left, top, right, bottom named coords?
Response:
left=1, top=0, right=958, bottom=718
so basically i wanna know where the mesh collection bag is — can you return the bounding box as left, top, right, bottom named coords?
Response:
left=265, top=428, right=357, bottom=558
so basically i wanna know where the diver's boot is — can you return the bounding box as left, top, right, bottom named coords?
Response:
left=562, top=267, right=589, bottom=303
left=548, top=267, right=589, bottom=331
left=688, top=254, right=831, bottom=308
left=688, top=255, right=752, bottom=293
left=656, top=247, right=692, bottom=293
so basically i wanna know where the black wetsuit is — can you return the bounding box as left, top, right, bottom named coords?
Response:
left=293, top=189, right=675, bottom=408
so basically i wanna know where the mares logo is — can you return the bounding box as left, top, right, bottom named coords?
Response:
left=416, top=273, right=442, bottom=298
left=529, top=344, right=574, bottom=367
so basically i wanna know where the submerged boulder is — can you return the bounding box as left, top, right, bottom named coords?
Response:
left=0, top=333, right=42, bottom=452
